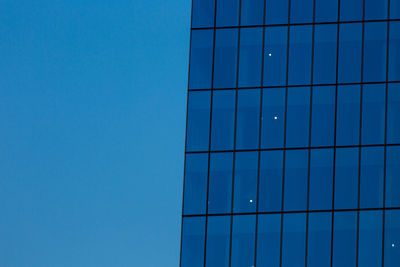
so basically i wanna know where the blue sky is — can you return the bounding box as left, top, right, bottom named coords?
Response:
left=0, top=1, right=190, bottom=266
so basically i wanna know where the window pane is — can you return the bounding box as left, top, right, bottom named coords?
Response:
left=265, top=0, right=289, bottom=24
left=359, top=211, right=383, bottom=267
left=384, top=210, right=400, bottom=267
left=315, top=0, right=338, bottom=22
left=290, top=0, right=313, bottom=23
left=181, top=217, right=205, bottom=267
left=259, top=150, right=283, bottom=212
left=335, top=148, right=359, bottom=209
left=264, top=27, right=288, bottom=87
left=309, top=149, right=334, bottom=210
left=205, top=216, right=230, bottom=267
left=284, top=150, right=308, bottom=211
left=233, top=152, right=258, bottom=213
left=183, top=153, right=208, bottom=215
left=239, top=28, right=263, bottom=87
left=360, top=147, right=384, bottom=209
left=211, top=90, right=236, bottom=150
left=338, top=23, right=362, bottom=83
left=363, top=22, right=387, bottom=83
left=241, top=0, right=264, bottom=26
left=214, top=29, right=238, bottom=88
left=216, top=0, right=239, bottom=27
left=336, top=85, right=361, bottom=146
left=231, top=215, right=256, bottom=267
left=307, top=213, right=332, bottom=267
left=361, top=84, right=386, bottom=145
left=388, top=84, right=400, bottom=143
left=332, top=211, right=357, bottom=267
left=288, top=25, right=313, bottom=85
left=208, top=153, right=233, bottom=214
left=391, top=0, right=400, bottom=19
left=311, top=86, right=335, bottom=147
left=386, top=146, right=400, bottom=207
left=189, top=30, right=214, bottom=89
left=389, top=22, right=400, bottom=82
left=339, top=0, right=363, bottom=21
left=192, top=0, right=215, bottom=28
left=186, top=91, right=211, bottom=152
left=313, top=24, right=337, bottom=84
left=282, top=213, right=307, bottom=267
left=261, top=88, right=285, bottom=148
left=256, top=214, right=281, bottom=267
left=365, top=0, right=388, bottom=20
left=286, top=87, right=310, bottom=148
left=236, top=89, right=260, bottom=150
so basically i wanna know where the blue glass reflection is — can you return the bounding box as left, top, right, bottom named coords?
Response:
left=192, top=0, right=215, bottom=28
left=384, top=210, right=400, bottom=267
left=216, top=0, right=239, bottom=27
left=307, top=213, right=332, bottom=267
left=388, top=84, right=400, bottom=143
left=259, top=151, right=283, bottom=212
left=340, top=0, right=363, bottom=21
left=189, top=30, right=213, bottom=89
left=392, top=0, right=400, bottom=19
left=214, top=29, right=238, bottom=89
left=261, top=88, right=285, bottom=148
left=256, top=214, right=281, bottom=267
left=205, top=216, right=230, bottom=267
left=389, top=22, right=400, bottom=82
left=311, top=86, right=335, bottom=147
left=290, top=0, right=313, bottom=23
left=335, top=148, right=359, bottom=209
left=309, top=149, right=333, bottom=210
left=286, top=87, right=310, bottom=148
left=236, top=89, right=260, bottom=150
left=315, top=0, right=338, bottom=22
left=231, top=215, right=256, bottom=267
left=282, top=213, right=306, bottom=267
left=386, top=147, right=400, bottom=207
left=313, top=24, right=337, bottom=85
left=365, top=0, right=388, bottom=20
left=265, top=0, right=289, bottom=24
left=338, top=23, right=362, bottom=83
left=332, top=211, right=357, bottom=267
left=363, top=22, right=387, bottom=83
left=181, top=217, right=205, bottom=267
left=284, top=150, right=308, bottom=211
left=240, top=0, right=264, bottom=26
left=358, top=211, right=383, bottom=267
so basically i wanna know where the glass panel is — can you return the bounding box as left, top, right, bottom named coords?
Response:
left=309, top=149, right=334, bottom=210
left=231, top=215, right=256, bottom=267
left=389, top=22, right=400, bottom=82
left=205, top=216, right=230, bottom=267
left=241, top=0, right=264, bottom=26
left=336, top=85, right=361, bottom=146
left=338, top=23, right=362, bottom=83
left=208, top=153, right=233, bottom=214
left=192, top=0, right=215, bottom=28
left=214, top=29, right=238, bottom=89
left=259, top=150, right=283, bottom=212
left=233, top=152, right=258, bottom=213
left=391, top=0, right=400, bottom=19
left=386, top=146, right=400, bottom=208
left=332, top=211, right=357, bottom=267
left=261, top=88, right=285, bottom=148
left=339, top=0, right=363, bottom=21
left=315, top=0, right=338, bottom=22
left=384, top=210, right=400, bottom=267
left=313, top=24, right=337, bottom=85
left=286, top=87, right=310, bottom=148
left=211, top=90, right=236, bottom=151
left=307, top=212, right=332, bottom=267
left=181, top=217, right=205, bottom=267
left=363, top=22, right=387, bottom=83
left=360, top=146, right=384, bottom=209
left=335, top=148, right=359, bottom=209
left=288, top=25, right=313, bottom=85
left=358, top=210, right=383, bottom=267
left=290, top=0, right=314, bottom=23
left=216, top=0, right=239, bottom=27
left=189, top=30, right=214, bottom=89
left=183, top=153, right=208, bottom=215
left=311, top=86, right=335, bottom=147
left=256, top=214, right=281, bottom=267
left=265, top=0, right=289, bottom=25
left=284, top=149, right=308, bottom=211
left=263, top=27, right=288, bottom=87
left=282, top=213, right=307, bottom=267
left=365, top=0, right=388, bottom=20
left=361, top=84, right=386, bottom=145
left=388, top=84, right=400, bottom=143
left=236, top=89, right=260, bottom=150
left=239, top=28, right=263, bottom=87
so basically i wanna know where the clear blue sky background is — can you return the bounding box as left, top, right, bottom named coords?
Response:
left=0, top=1, right=190, bottom=266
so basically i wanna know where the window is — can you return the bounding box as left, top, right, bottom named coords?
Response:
left=391, top=0, right=400, bottom=19
left=311, top=86, right=335, bottom=147
left=192, top=0, right=215, bottom=28
left=386, top=146, right=400, bottom=208
left=307, top=213, right=332, bottom=267
left=338, top=23, right=362, bottom=83
left=290, top=0, right=313, bottom=23
left=214, top=29, right=238, bottom=89
left=256, top=214, right=281, bottom=267
left=388, top=84, right=400, bottom=143
left=358, top=211, right=383, bottom=267
left=205, top=216, right=230, bottom=267
left=216, top=0, right=239, bottom=27
left=286, top=87, right=310, bottom=148
left=189, top=30, right=213, bottom=89
left=282, top=213, right=307, bottom=267
left=389, top=22, right=400, bottom=82
left=236, top=89, right=260, bottom=150
left=363, top=22, right=387, bottom=83
left=384, top=210, right=400, bottom=267
left=231, top=215, right=256, bottom=267
left=240, top=0, right=264, bottom=26
left=181, top=217, right=205, bottom=267
left=365, top=0, right=388, bottom=20
left=339, top=0, right=363, bottom=21
left=332, top=211, right=357, bottom=267
left=313, top=24, right=337, bottom=85
left=315, top=0, right=338, bottom=22
left=265, top=0, right=289, bottom=25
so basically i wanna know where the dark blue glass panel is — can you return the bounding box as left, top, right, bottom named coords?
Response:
left=365, top=0, right=388, bottom=20
left=363, top=22, right=387, bottom=83
left=259, top=150, right=283, bottom=212
left=216, top=0, right=239, bottom=27
left=340, top=0, right=363, bottom=21
left=361, top=84, right=386, bottom=145
left=384, top=210, right=400, bottom=267
left=315, top=0, right=338, bottom=22
left=286, top=87, right=310, bottom=148
left=236, top=89, right=260, bottom=150
left=282, top=213, right=306, bottom=267
left=338, top=23, right=362, bottom=83
left=307, top=213, right=332, bottom=267
left=391, top=0, right=400, bottom=19
left=241, top=0, right=264, bottom=26
left=358, top=211, right=383, bottom=267
left=239, top=28, right=263, bottom=87
left=388, top=84, right=400, bottom=143
left=335, top=148, right=359, bottom=209
left=284, top=150, right=308, bottom=211
left=189, top=30, right=213, bottom=89
left=211, top=90, right=236, bottom=150
left=332, top=211, right=357, bottom=267
left=192, top=0, right=215, bottom=28
left=290, top=0, right=314, bottom=23
left=264, top=27, right=288, bottom=87
left=265, top=0, right=289, bottom=24
left=183, top=153, right=208, bottom=215
left=288, top=26, right=313, bottom=86
left=386, top=147, right=400, bottom=208
left=261, top=88, right=285, bottom=148
left=389, top=22, right=400, bottom=82
left=313, top=24, right=337, bottom=84
left=309, top=149, right=333, bottom=210
left=360, top=147, right=384, bottom=209
left=256, top=214, right=281, bottom=267
left=186, top=91, right=211, bottom=152
left=231, top=215, right=256, bottom=267
left=336, top=85, right=361, bottom=146
left=311, top=86, right=335, bottom=147
left=205, top=216, right=230, bottom=267
left=233, top=151, right=258, bottom=213
left=181, top=217, right=205, bottom=267
left=208, top=153, right=233, bottom=214
left=214, top=29, right=238, bottom=89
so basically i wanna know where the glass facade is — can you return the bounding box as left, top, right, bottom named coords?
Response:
left=181, top=0, right=400, bottom=266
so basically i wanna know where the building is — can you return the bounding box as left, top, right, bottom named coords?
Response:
left=180, top=0, right=400, bottom=267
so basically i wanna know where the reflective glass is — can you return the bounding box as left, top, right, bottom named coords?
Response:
left=241, top=0, right=264, bottom=26
left=284, top=150, right=308, bottom=211
left=261, top=88, right=285, bottom=148
left=205, top=216, right=230, bottom=267
left=339, top=0, right=363, bottom=21
left=365, top=0, right=388, bottom=20
left=192, top=0, right=215, bottom=28
left=338, top=23, right=362, bottom=83
left=363, top=22, right=387, bottom=83
left=313, top=24, right=337, bottom=85
left=315, top=0, right=338, bottom=22
left=231, top=215, right=256, bottom=267
left=214, top=29, right=238, bottom=88
left=286, top=87, right=310, bottom=148
left=189, top=30, right=213, bottom=89
left=239, top=28, right=263, bottom=87
left=358, top=210, right=383, bottom=267
left=384, top=210, right=400, bottom=267
left=236, top=89, right=260, bottom=149
left=307, top=213, right=332, bottom=267
left=386, top=146, right=400, bottom=207
left=388, top=84, right=400, bottom=143
left=389, top=22, right=400, bottom=82
left=256, top=214, right=281, bottom=267
left=290, top=0, right=313, bottom=23
left=332, top=211, right=357, bottom=267
left=391, top=0, right=400, bottom=19
left=233, top=152, right=258, bottom=213
left=208, top=153, right=233, bottom=214
left=311, top=86, right=335, bottom=147
left=181, top=217, right=205, bottom=267
left=265, top=0, right=289, bottom=24
left=216, top=0, right=239, bottom=27
left=282, top=213, right=306, bottom=267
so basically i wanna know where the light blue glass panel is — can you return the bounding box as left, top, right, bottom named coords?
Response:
left=231, top=215, right=256, bottom=267
left=214, top=29, right=238, bottom=88
left=189, top=30, right=213, bottom=89
left=309, top=149, right=333, bottom=210
left=239, top=28, right=263, bottom=87
left=335, top=148, right=359, bottom=209
left=332, top=211, right=357, bottom=267
left=358, top=210, right=383, bottom=267
left=236, top=89, right=260, bottom=150
left=311, top=86, right=335, bottom=147
left=256, top=214, right=281, bottom=267
left=386, top=147, right=400, bottom=208
left=282, top=213, right=306, bottom=267
left=264, top=27, right=288, bottom=87
left=307, top=212, right=332, bottom=267
left=205, top=216, right=230, bottom=267
left=338, top=23, right=362, bottom=83
left=181, top=217, right=205, bottom=267
left=261, top=88, right=285, bottom=148
left=286, top=87, right=310, bottom=148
